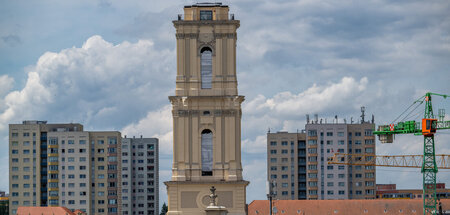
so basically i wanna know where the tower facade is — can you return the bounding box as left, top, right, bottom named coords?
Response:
left=165, top=3, right=248, bottom=215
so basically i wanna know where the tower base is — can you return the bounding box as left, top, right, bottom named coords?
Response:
left=164, top=180, right=249, bottom=215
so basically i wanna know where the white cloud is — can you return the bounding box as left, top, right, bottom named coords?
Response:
left=121, top=105, right=173, bottom=155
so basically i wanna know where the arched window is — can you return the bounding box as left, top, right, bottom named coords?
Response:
left=201, top=47, right=212, bottom=89
left=201, top=129, right=213, bottom=176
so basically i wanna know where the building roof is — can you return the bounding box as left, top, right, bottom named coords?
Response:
left=17, top=207, right=86, bottom=215
left=248, top=199, right=450, bottom=215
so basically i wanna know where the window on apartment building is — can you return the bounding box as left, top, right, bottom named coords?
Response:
left=23, top=141, right=30, bottom=146
left=365, top=148, right=374, bottom=153
left=326, top=140, right=333, bottom=145
left=282, top=149, right=288, bottom=154
left=337, top=132, right=344, bottom=137
left=364, top=129, right=373, bottom=136
left=355, top=140, right=362, bottom=145
left=270, top=166, right=277, bottom=171
left=365, top=181, right=374, bottom=186
left=308, top=165, right=317, bottom=170
left=270, top=141, right=277, bottom=146
left=308, top=130, right=317, bottom=137
left=308, top=148, right=317, bottom=154
left=281, top=158, right=288, bottom=162
left=282, top=191, right=289, bottom=196
left=23, top=149, right=30, bottom=154
left=327, top=166, right=333, bottom=170
left=281, top=166, right=288, bottom=171
left=356, top=190, right=362, bottom=195
left=339, top=190, right=345, bottom=195
left=338, top=140, right=344, bottom=145
left=338, top=182, right=345, bottom=187
left=337, top=148, right=344, bottom=153
left=270, top=150, right=277, bottom=154
left=308, top=173, right=317, bottom=178
left=327, top=174, right=334, bottom=178
left=11, top=133, right=18, bottom=137
left=309, top=190, right=318, bottom=195
left=12, top=175, right=19, bottom=180
left=365, top=139, right=374, bottom=145
left=98, top=157, right=105, bottom=162
left=308, top=140, right=317, bottom=145
left=355, top=174, right=362, bottom=178
left=365, top=189, right=374, bottom=195
left=282, top=175, right=288, bottom=179
left=327, top=182, right=334, bottom=187
left=365, top=166, right=375, bottom=170
left=108, top=137, right=117, bottom=145
left=108, top=148, right=116, bottom=153
left=327, top=190, right=334, bottom=195
left=79, top=140, right=86, bottom=145
left=282, top=183, right=288, bottom=188
left=355, top=132, right=361, bottom=136
left=326, top=132, right=333, bottom=136
left=11, top=141, right=18, bottom=146
left=270, top=158, right=277, bottom=163
left=23, top=132, right=30, bottom=137
left=270, top=174, right=277, bottom=179
left=108, top=156, right=117, bottom=162
left=308, top=181, right=318, bottom=187
left=68, top=140, right=74, bottom=144
left=308, top=156, right=317, bottom=162
left=338, top=174, right=345, bottom=178
left=365, top=173, right=374, bottom=178
left=68, top=149, right=75, bottom=153
left=281, top=141, right=288, bottom=146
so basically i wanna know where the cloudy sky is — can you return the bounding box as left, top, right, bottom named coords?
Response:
left=1, top=0, right=450, bottom=208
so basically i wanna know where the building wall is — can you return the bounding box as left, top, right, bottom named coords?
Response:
left=121, top=137, right=159, bottom=215
left=267, top=121, right=376, bottom=201
left=90, top=132, right=121, bottom=215
left=267, top=132, right=306, bottom=200
left=51, top=131, right=91, bottom=213
left=9, top=121, right=83, bottom=215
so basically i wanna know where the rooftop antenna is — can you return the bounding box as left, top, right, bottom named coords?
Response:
left=314, top=114, right=318, bottom=123
left=351, top=117, right=353, bottom=124
left=361, top=106, right=366, bottom=123
left=268, top=127, right=271, bottom=133
left=372, top=114, right=375, bottom=124
left=320, top=119, right=323, bottom=124
left=306, top=114, right=310, bottom=124
left=344, top=118, right=347, bottom=124
left=335, top=115, right=338, bottom=124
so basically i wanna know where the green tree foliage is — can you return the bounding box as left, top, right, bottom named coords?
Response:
left=160, top=202, right=168, bottom=215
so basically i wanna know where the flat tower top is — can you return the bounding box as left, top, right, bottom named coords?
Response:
left=185, top=2, right=228, bottom=8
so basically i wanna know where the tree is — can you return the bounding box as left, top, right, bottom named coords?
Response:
left=160, top=202, right=168, bottom=215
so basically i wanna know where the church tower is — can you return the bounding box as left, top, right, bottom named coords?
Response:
left=165, top=3, right=248, bottom=215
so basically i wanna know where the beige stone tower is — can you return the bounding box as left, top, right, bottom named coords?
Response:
left=165, top=3, right=248, bottom=215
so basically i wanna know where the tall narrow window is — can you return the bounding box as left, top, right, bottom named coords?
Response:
left=201, top=47, right=212, bottom=89
left=201, top=129, right=213, bottom=176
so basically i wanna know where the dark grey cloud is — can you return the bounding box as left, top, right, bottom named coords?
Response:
left=1, top=34, right=21, bottom=46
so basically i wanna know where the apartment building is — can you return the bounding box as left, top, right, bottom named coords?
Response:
left=9, top=121, right=122, bottom=215
left=305, top=122, right=376, bottom=200
left=121, top=137, right=159, bottom=215
left=267, top=132, right=307, bottom=200
left=267, top=115, right=376, bottom=200
left=9, top=121, right=83, bottom=215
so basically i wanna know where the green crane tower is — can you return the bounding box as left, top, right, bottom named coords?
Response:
left=374, top=92, right=450, bottom=215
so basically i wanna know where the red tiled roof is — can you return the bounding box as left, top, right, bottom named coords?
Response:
left=248, top=199, right=450, bottom=215
left=17, top=206, right=76, bottom=215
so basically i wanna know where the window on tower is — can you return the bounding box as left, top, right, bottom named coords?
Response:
left=201, top=129, right=213, bottom=176
left=201, top=47, right=212, bottom=89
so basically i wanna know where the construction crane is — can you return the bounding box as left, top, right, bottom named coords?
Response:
left=328, top=153, right=450, bottom=169
left=373, top=92, right=450, bottom=215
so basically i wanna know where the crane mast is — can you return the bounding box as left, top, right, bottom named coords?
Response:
left=373, top=92, right=449, bottom=215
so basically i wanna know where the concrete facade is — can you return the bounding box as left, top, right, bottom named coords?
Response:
left=267, top=132, right=307, bottom=200
left=121, top=137, right=159, bottom=215
left=305, top=121, right=376, bottom=200
left=267, top=120, right=376, bottom=200
left=9, top=121, right=122, bottom=215
left=166, top=3, right=248, bottom=215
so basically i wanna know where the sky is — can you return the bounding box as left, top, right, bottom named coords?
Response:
left=1, top=0, right=450, bottom=210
